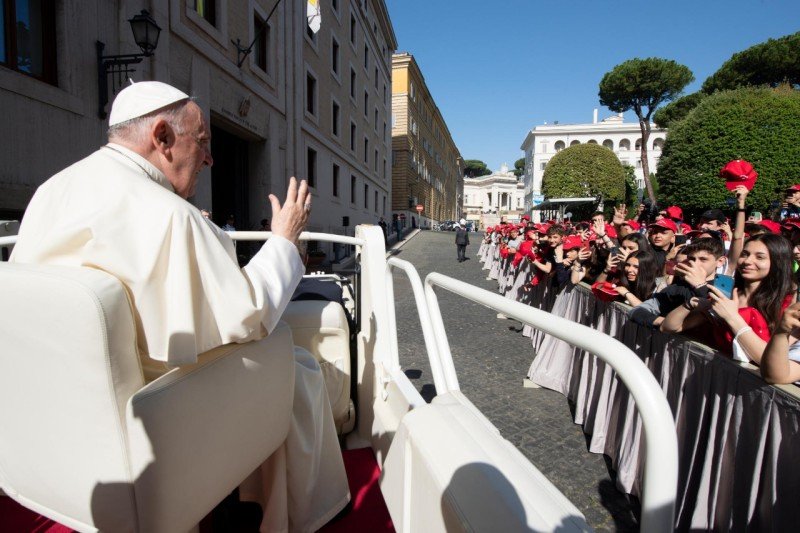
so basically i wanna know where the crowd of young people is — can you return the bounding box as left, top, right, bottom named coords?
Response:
left=478, top=173, right=800, bottom=385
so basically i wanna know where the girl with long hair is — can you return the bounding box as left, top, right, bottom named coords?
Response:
left=662, top=233, right=795, bottom=363
left=613, top=251, right=658, bottom=306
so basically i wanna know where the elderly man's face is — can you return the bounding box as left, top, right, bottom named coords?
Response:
left=166, top=102, right=213, bottom=199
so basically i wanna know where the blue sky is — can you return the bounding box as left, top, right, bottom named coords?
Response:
left=384, top=0, right=800, bottom=171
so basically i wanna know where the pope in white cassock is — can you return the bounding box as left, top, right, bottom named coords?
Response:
left=10, top=81, right=349, bottom=532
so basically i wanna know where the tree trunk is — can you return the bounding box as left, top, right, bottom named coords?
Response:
left=638, top=119, right=655, bottom=203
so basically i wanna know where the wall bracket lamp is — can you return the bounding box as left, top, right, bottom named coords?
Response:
left=96, top=10, right=161, bottom=119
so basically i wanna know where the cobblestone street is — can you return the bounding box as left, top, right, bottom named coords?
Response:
left=390, top=230, right=639, bottom=532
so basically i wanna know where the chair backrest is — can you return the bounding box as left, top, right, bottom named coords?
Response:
left=0, top=262, right=145, bottom=531
left=282, top=300, right=352, bottom=432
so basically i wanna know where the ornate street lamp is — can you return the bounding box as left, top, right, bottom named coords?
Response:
left=96, top=10, right=162, bottom=119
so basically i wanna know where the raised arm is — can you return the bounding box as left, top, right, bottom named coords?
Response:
left=726, top=185, right=748, bottom=275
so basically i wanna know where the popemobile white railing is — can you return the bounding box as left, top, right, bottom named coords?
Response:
left=422, top=272, right=678, bottom=533
left=384, top=257, right=449, bottom=396
left=0, top=232, right=367, bottom=248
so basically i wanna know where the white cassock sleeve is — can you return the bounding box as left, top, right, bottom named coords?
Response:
left=243, top=235, right=305, bottom=335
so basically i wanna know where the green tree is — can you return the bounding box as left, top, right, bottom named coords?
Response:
left=542, top=144, right=626, bottom=213
left=513, top=157, right=525, bottom=178
left=657, top=87, right=800, bottom=213
left=659, top=32, right=800, bottom=131
left=653, top=92, right=706, bottom=128
left=599, top=57, right=694, bottom=203
left=622, top=164, right=639, bottom=207
left=464, top=159, right=492, bottom=178
left=702, top=31, right=800, bottom=94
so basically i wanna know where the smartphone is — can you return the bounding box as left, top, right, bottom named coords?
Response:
left=610, top=246, right=620, bottom=255
left=752, top=211, right=763, bottom=222
left=675, top=235, right=688, bottom=245
left=664, top=259, right=677, bottom=276
left=712, top=274, right=735, bottom=299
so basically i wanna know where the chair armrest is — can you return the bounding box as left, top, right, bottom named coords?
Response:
left=124, top=322, right=296, bottom=533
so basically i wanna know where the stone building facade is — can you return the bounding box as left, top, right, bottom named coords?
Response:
left=0, top=0, right=396, bottom=258
left=463, top=164, right=525, bottom=228
left=520, top=111, right=666, bottom=215
left=390, top=52, right=462, bottom=228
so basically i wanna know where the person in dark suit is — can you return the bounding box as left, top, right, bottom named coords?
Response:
left=455, top=219, right=470, bottom=262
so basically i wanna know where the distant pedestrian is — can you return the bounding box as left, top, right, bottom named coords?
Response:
left=222, top=214, right=236, bottom=231
left=378, top=217, right=388, bottom=244
left=455, top=219, right=470, bottom=262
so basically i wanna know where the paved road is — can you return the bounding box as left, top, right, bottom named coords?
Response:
left=390, top=230, right=640, bottom=532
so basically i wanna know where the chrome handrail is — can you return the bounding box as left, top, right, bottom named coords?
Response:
left=423, top=272, right=678, bottom=533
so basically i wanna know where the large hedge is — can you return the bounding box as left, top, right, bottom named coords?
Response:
left=542, top=143, right=625, bottom=207
left=657, top=87, right=800, bottom=212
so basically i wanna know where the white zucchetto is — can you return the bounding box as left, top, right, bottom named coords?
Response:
left=108, top=81, right=190, bottom=126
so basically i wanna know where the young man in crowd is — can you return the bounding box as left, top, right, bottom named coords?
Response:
left=629, top=238, right=726, bottom=328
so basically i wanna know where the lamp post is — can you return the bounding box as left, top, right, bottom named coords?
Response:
left=96, top=10, right=162, bottom=119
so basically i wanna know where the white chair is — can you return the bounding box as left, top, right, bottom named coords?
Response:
left=0, top=262, right=295, bottom=533
left=282, top=300, right=354, bottom=434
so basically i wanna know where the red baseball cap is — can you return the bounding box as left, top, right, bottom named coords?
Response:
left=591, top=281, right=620, bottom=303
left=720, top=160, right=758, bottom=191
left=562, top=235, right=583, bottom=251
left=759, top=220, right=781, bottom=234
left=521, top=214, right=531, bottom=221
left=621, top=219, right=641, bottom=231
left=649, top=218, right=678, bottom=233
left=665, top=205, right=683, bottom=220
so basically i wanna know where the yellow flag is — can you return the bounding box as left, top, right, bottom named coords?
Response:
left=307, top=0, right=321, bottom=34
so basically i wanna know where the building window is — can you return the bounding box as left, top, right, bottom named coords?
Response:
left=383, top=158, right=387, bottom=180
left=539, top=161, right=547, bottom=171
left=374, top=149, right=378, bottom=171
left=350, top=68, right=356, bottom=99
left=332, top=0, right=339, bottom=12
left=554, top=140, right=565, bottom=152
left=374, top=108, right=378, bottom=130
left=374, top=190, right=378, bottom=212
left=332, top=164, right=340, bottom=197
left=350, top=14, right=356, bottom=44
left=382, top=196, right=386, bottom=215
left=364, top=137, right=368, bottom=163
left=307, top=148, right=317, bottom=188
left=1, top=0, right=57, bottom=84
left=374, top=67, right=378, bottom=89
left=351, top=175, right=357, bottom=203
left=364, top=184, right=369, bottom=208
left=331, top=37, right=339, bottom=74
left=364, top=44, right=369, bottom=69
left=350, top=122, right=356, bottom=152
left=392, top=150, right=398, bottom=167
left=363, top=90, right=368, bottom=116
left=192, top=0, right=216, bottom=26
left=383, top=84, right=387, bottom=104
left=602, top=139, right=614, bottom=150
left=410, top=81, right=415, bottom=101
left=306, top=72, right=317, bottom=115
left=253, top=13, right=269, bottom=73
left=332, top=100, right=340, bottom=136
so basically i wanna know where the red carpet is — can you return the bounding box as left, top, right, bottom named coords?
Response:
left=319, top=447, right=394, bottom=532
left=0, top=497, right=73, bottom=532
left=1, top=447, right=393, bottom=532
